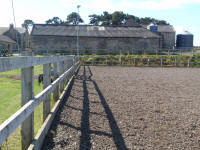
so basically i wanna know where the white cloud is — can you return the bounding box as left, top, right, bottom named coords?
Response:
left=60, top=0, right=200, bottom=12
left=135, top=0, right=200, bottom=10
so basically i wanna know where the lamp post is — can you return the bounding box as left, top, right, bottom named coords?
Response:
left=76, top=5, right=80, bottom=56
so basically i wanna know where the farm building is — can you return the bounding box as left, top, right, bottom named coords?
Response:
left=144, top=24, right=176, bottom=49
left=157, top=25, right=176, bottom=49
left=31, top=24, right=175, bottom=54
left=0, top=35, right=16, bottom=52
left=0, top=24, right=26, bottom=51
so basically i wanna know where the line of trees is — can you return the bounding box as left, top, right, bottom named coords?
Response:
left=22, top=11, right=169, bottom=28
left=89, top=11, right=168, bottom=26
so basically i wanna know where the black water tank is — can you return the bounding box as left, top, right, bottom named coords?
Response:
left=176, top=30, right=193, bottom=49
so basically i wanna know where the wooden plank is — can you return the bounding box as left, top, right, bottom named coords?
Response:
left=43, top=63, right=51, bottom=121
left=0, top=61, right=79, bottom=146
left=0, top=56, right=74, bottom=72
left=21, top=66, right=34, bottom=150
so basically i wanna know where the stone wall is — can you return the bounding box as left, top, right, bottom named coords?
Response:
left=31, top=36, right=161, bottom=54
left=0, top=41, right=15, bottom=53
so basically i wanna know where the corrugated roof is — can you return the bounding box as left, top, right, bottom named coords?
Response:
left=142, top=25, right=175, bottom=33
left=0, top=27, right=26, bottom=35
left=31, top=24, right=161, bottom=38
left=0, top=35, right=16, bottom=43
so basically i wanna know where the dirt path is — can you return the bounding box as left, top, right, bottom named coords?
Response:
left=42, top=66, right=200, bottom=149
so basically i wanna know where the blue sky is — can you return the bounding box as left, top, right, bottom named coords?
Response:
left=0, top=0, right=200, bottom=46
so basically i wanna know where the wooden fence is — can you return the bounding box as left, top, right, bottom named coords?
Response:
left=0, top=55, right=80, bottom=150
left=81, top=57, right=200, bottom=67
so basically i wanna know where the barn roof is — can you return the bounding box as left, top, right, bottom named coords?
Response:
left=0, top=27, right=26, bottom=35
left=142, top=25, right=175, bottom=33
left=157, top=25, right=175, bottom=33
left=0, top=35, right=16, bottom=44
left=31, top=24, right=161, bottom=38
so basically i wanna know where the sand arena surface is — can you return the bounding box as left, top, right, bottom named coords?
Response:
left=42, top=66, right=200, bottom=150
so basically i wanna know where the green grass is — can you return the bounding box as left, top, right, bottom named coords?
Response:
left=0, top=65, right=49, bottom=150
left=0, top=63, right=67, bottom=150
left=0, top=65, right=43, bottom=76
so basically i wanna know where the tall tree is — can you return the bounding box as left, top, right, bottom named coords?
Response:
left=46, top=17, right=64, bottom=24
left=66, top=12, right=83, bottom=25
left=125, top=14, right=140, bottom=23
left=111, top=11, right=126, bottom=25
left=22, top=19, right=34, bottom=32
left=101, top=11, right=112, bottom=25
left=89, top=14, right=101, bottom=25
left=88, top=11, right=169, bottom=26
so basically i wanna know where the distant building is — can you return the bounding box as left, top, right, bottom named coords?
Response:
left=30, top=22, right=176, bottom=54
left=144, top=23, right=176, bottom=49
left=31, top=24, right=162, bottom=54
left=0, top=35, right=16, bottom=53
left=0, top=24, right=26, bottom=52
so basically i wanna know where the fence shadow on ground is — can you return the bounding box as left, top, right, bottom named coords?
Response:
left=42, top=66, right=128, bottom=150
left=87, top=66, right=128, bottom=150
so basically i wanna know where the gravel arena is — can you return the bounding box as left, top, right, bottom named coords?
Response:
left=42, top=66, right=200, bottom=150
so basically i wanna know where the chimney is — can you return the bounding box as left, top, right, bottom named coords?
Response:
left=9, top=24, right=14, bottom=30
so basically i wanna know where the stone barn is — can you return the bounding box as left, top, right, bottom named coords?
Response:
left=31, top=24, right=162, bottom=54
left=0, top=24, right=26, bottom=51
left=144, top=24, right=176, bottom=49
left=0, top=35, right=16, bottom=51
left=157, top=25, right=175, bottom=49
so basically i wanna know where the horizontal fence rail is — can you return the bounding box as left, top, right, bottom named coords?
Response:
left=81, top=57, right=200, bottom=67
left=29, top=48, right=197, bottom=56
left=0, top=55, right=74, bottom=72
left=0, top=55, right=80, bottom=150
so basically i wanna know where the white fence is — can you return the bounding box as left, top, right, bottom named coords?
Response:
left=81, top=57, right=200, bottom=67
left=0, top=55, right=80, bottom=150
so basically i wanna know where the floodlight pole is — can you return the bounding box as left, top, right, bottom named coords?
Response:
left=11, top=0, right=20, bottom=54
left=76, top=5, right=80, bottom=56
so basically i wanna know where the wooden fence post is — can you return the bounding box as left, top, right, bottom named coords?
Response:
left=92, top=59, right=94, bottom=66
left=188, top=59, right=190, bottom=67
left=147, top=58, right=150, bottom=66
left=43, top=63, right=51, bottom=121
left=175, top=58, right=177, bottom=67
left=53, top=62, right=59, bottom=101
left=64, top=60, right=68, bottom=85
left=60, top=61, right=64, bottom=93
left=21, top=65, right=34, bottom=150
left=134, top=58, right=136, bottom=67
